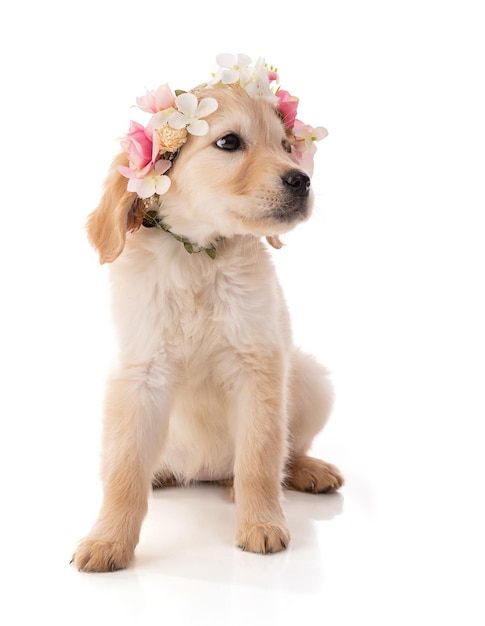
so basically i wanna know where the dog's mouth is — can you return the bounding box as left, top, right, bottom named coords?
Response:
left=257, top=168, right=312, bottom=227
left=227, top=168, right=313, bottom=237
left=270, top=195, right=309, bottom=223
left=230, top=193, right=311, bottom=239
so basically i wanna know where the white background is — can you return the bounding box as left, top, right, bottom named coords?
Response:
left=1, top=1, right=484, bottom=624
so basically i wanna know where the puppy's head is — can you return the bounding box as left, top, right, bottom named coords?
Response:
left=158, top=86, right=313, bottom=247
left=88, top=59, right=325, bottom=263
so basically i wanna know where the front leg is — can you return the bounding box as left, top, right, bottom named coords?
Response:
left=72, top=366, right=172, bottom=572
left=233, top=351, right=291, bottom=554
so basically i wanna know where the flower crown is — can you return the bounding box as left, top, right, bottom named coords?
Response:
left=118, top=53, right=328, bottom=202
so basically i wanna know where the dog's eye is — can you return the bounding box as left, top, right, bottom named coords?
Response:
left=282, top=138, right=292, bottom=153
left=215, top=134, right=242, bottom=151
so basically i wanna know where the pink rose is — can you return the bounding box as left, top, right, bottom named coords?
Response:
left=119, top=120, right=154, bottom=178
left=276, top=90, right=299, bottom=129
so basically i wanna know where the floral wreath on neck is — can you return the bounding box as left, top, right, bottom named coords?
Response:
left=118, top=53, right=328, bottom=256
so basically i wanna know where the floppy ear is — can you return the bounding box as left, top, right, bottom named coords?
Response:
left=87, top=153, right=145, bottom=264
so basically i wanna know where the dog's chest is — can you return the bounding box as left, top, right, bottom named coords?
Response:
left=116, top=237, right=285, bottom=364
left=176, top=290, right=211, bottom=343
left=162, top=268, right=279, bottom=373
left=161, top=274, right=237, bottom=357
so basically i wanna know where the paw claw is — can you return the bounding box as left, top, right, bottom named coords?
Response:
left=236, top=522, right=290, bottom=554
left=286, top=456, right=344, bottom=494
left=72, top=539, right=134, bottom=573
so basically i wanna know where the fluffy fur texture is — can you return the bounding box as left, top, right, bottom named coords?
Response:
left=73, top=85, right=343, bottom=572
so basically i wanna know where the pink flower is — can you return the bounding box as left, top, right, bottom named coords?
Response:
left=291, top=141, right=317, bottom=176
left=118, top=120, right=154, bottom=178
left=136, top=84, right=176, bottom=113
left=290, top=121, right=328, bottom=176
left=276, top=90, right=299, bottom=129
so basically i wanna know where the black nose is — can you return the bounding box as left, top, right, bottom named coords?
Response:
left=282, top=169, right=311, bottom=197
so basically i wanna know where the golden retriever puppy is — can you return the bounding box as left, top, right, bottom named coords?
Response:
left=72, top=55, right=343, bottom=572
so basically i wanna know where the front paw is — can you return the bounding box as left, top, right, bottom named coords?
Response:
left=71, top=538, right=134, bottom=572
left=235, top=522, right=290, bottom=554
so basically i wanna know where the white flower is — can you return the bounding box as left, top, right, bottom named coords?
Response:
left=127, top=159, right=172, bottom=198
left=244, top=76, right=279, bottom=104
left=146, top=108, right=174, bottom=133
left=168, top=92, right=218, bottom=136
left=210, top=54, right=279, bottom=102
left=235, top=56, right=279, bottom=103
left=212, top=52, right=253, bottom=85
left=249, top=57, right=277, bottom=84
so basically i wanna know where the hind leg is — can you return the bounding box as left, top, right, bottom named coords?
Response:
left=152, top=471, right=179, bottom=488
left=285, top=348, right=344, bottom=493
left=285, top=455, right=343, bottom=493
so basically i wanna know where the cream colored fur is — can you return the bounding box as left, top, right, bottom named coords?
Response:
left=72, top=86, right=343, bottom=572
